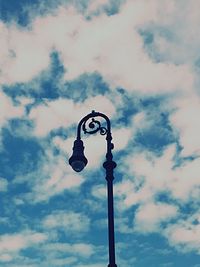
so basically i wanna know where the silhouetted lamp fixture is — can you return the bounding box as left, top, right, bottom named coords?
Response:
left=68, top=139, right=88, bottom=172
left=69, top=110, right=117, bottom=267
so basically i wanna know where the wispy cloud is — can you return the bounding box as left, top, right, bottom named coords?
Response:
left=134, top=202, right=178, bottom=233
left=42, top=210, right=90, bottom=234
left=115, top=142, right=200, bottom=254
left=0, top=230, right=47, bottom=262
left=0, top=1, right=194, bottom=94
left=0, top=177, right=8, bottom=192
left=170, top=95, right=200, bottom=156
left=0, top=91, right=25, bottom=127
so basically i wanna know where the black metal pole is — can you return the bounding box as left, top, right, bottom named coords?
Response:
left=103, top=129, right=117, bottom=267
left=71, top=111, right=117, bottom=266
left=104, top=160, right=117, bottom=267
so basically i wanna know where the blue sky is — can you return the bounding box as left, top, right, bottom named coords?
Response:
left=0, top=0, right=200, bottom=266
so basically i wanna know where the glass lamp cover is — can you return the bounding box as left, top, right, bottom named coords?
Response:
left=71, top=160, right=86, bottom=172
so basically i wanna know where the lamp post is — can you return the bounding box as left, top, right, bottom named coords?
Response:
left=69, top=110, right=117, bottom=267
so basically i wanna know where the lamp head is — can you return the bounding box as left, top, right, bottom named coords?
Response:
left=69, top=139, right=88, bottom=172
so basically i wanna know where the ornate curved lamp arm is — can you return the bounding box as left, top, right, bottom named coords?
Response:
left=76, top=110, right=115, bottom=162
left=77, top=111, right=111, bottom=150
left=77, top=110, right=111, bottom=139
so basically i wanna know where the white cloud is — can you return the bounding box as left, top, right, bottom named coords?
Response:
left=0, top=1, right=195, bottom=94
left=122, top=144, right=200, bottom=205
left=44, top=242, right=94, bottom=258
left=114, top=143, right=200, bottom=250
left=21, top=154, right=84, bottom=203
left=0, top=91, right=25, bottom=151
left=134, top=202, right=178, bottom=233
left=42, top=210, right=90, bottom=234
left=0, top=91, right=24, bottom=127
left=45, top=257, right=77, bottom=266
left=0, top=21, right=51, bottom=85
left=29, top=95, right=116, bottom=137
left=12, top=144, right=85, bottom=203
left=0, top=253, right=12, bottom=262
left=71, top=243, right=94, bottom=257
left=59, top=1, right=194, bottom=93
left=16, top=96, right=34, bottom=106
left=0, top=231, right=47, bottom=262
left=0, top=178, right=8, bottom=192
left=86, top=0, right=109, bottom=14
left=91, top=184, right=106, bottom=199
left=112, top=127, right=132, bottom=151
left=170, top=94, right=200, bottom=156
left=144, top=0, right=200, bottom=65
left=37, top=163, right=84, bottom=202
left=165, top=217, right=200, bottom=254
left=114, top=179, right=136, bottom=212
left=0, top=217, right=9, bottom=225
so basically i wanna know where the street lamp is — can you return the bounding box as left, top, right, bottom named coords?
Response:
left=69, top=110, right=117, bottom=267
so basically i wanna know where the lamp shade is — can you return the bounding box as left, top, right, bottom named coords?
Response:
left=69, top=139, right=88, bottom=172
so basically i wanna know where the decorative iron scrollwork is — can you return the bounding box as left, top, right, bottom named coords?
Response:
left=82, top=117, right=107, bottom=136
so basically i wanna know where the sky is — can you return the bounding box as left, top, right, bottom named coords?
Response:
left=0, top=0, right=200, bottom=266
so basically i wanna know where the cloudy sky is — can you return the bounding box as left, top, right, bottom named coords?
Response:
left=0, top=0, right=200, bottom=266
